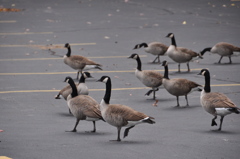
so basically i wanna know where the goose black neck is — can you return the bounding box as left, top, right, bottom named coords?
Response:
left=68, top=79, right=78, bottom=98
left=204, top=72, right=211, bottom=93
left=140, top=43, right=148, bottom=48
left=79, top=74, right=85, bottom=83
left=163, top=64, right=170, bottom=79
left=200, top=47, right=211, bottom=56
left=66, top=47, right=71, bottom=57
left=136, top=56, right=142, bottom=71
left=171, top=36, right=177, bottom=47
left=103, top=78, right=112, bottom=104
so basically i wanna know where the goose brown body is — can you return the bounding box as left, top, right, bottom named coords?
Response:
left=198, top=69, right=239, bottom=131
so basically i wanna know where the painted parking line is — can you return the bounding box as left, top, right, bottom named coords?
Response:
left=0, top=20, right=17, bottom=23
left=0, top=68, right=200, bottom=76
left=0, top=157, right=12, bottom=159
left=0, top=32, right=53, bottom=35
left=0, top=55, right=147, bottom=62
left=0, top=84, right=240, bottom=94
left=0, top=43, right=96, bottom=48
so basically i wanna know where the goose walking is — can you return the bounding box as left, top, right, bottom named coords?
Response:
left=200, top=42, right=240, bottom=64
left=64, top=76, right=103, bottom=132
left=162, top=61, right=202, bottom=107
left=63, top=43, right=102, bottom=79
left=165, top=33, right=202, bottom=72
left=97, top=76, right=155, bottom=141
left=133, top=42, right=168, bottom=63
left=198, top=69, right=239, bottom=131
left=128, top=53, right=163, bottom=100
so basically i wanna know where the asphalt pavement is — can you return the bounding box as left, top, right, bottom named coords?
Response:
left=0, top=0, right=240, bottom=159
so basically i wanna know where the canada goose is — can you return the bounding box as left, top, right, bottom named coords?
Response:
left=55, top=72, right=92, bottom=114
left=55, top=72, right=92, bottom=100
left=162, top=61, right=202, bottom=107
left=64, top=76, right=103, bottom=132
left=200, top=42, right=240, bottom=64
left=97, top=76, right=155, bottom=141
left=198, top=69, right=239, bottom=131
left=63, top=43, right=102, bottom=79
left=165, top=33, right=202, bottom=72
left=128, top=53, right=163, bottom=100
left=133, top=42, right=168, bottom=63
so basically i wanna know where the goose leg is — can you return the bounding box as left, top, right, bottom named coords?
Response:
left=218, top=56, right=223, bottom=63
left=69, top=109, right=71, bottom=114
left=145, top=90, right=153, bottom=96
left=153, top=90, right=156, bottom=100
left=178, top=63, right=181, bottom=72
left=186, top=62, right=190, bottom=72
left=228, top=56, right=232, bottom=64
left=157, top=55, right=160, bottom=63
left=175, top=96, right=180, bottom=107
left=76, top=71, right=80, bottom=80
left=66, top=119, right=80, bottom=132
left=124, top=126, right=135, bottom=138
left=211, top=116, right=217, bottom=126
left=152, top=56, right=158, bottom=63
left=91, top=121, right=96, bottom=133
left=185, top=95, right=189, bottom=107
left=218, top=116, right=224, bottom=131
left=116, top=127, right=122, bottom=141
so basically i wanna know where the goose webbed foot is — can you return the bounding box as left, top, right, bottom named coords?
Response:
left=211, top=118, right=217, bottom=126
left=145, top=90, right=153, bottom=96
left=123, top=126, right=135, bottom=138
left=66, top=129, right=77, bottom=132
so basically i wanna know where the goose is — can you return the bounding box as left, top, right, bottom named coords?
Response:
left=64, top=76, right=103, bottom=132
left=128, top=53, right=163, bottom=100
left=200, top=42, right=240, bottom=64
left=198, top=69, right=239, bottom=131
left=63, top=43, right=102, bottom=79
left=162, top=61, right=202, bottom=107
left=55, top=72, right=92, bottom=114
left=55, top=72, right=92, bottom=100
left=133, top=42, right=168, bottom=63
left=165, top=33, right=202, bottom=72
left=97, top=76, right=155, bottom=141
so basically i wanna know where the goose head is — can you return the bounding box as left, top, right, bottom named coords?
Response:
left=97, top=76, right=110, bottom=83
left=197, top=69, right=209, bottom=76
left=82, top=72, right=93, bottom=79
left=166, top=33, right=174, bottom=38
left=162, top=60, right=168, bottom=67
left=64, top=43, right=70, bottom=48
left=128, top=53, right=139, bottom=60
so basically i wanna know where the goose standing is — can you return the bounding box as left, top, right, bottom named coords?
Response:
left=133, top=42, right=168, bottom=63
left=97, top=76, right=155, bottom=141
left=200, top=42, right=240, bottom=64
left=162, top=61, right=202, bottom=107
left=198, top=69, right=239, bottom=131
left=165, top=33, right=202, bottom=72
left=55, top=72, right=92, bottom=114
left=64, top=76, right=103, bottom=132
left=63, top=43, right=102, bottom=79
left=128, top=53, right=163, bottom=100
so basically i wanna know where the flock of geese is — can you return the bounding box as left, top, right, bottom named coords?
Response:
left=54, top=33, right=240, bottom=141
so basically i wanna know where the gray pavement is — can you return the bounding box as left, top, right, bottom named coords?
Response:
left=0, top=0, right=240, bottom=159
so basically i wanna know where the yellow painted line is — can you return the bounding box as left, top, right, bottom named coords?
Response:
left=0, top=55, right=147, bottom=61
left=0, top=32, right=53, bottom=35
left=0, top=20, right=17, bottom=23
left=0, top=43, right=96, bottom=48
left=0, top=84, right=240, bottom=94
left=0, top=157, right=12, bottom=159
left=0, top=68, right=200, bottom=76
